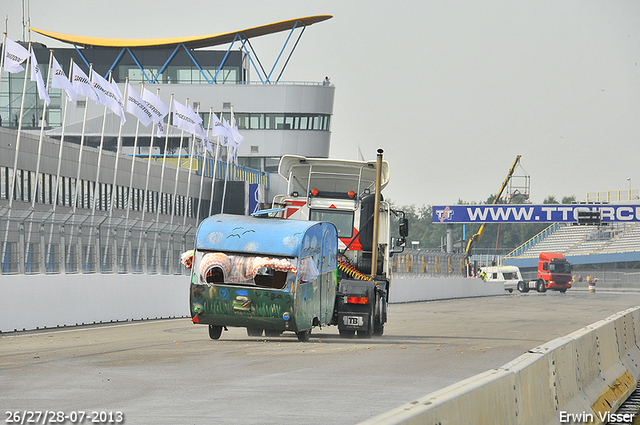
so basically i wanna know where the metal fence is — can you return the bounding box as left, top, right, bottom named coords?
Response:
left=0, top=208, right=193, bottom=276
left=391, top=250, right=467, bottom=278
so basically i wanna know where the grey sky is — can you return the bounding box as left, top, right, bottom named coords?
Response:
left=4, top=0, right=640, bottom=206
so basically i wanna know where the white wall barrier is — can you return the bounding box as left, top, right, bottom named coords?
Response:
left=1, top=274, right=503, bottom=333
left=0, top=274, right=190, bottom=333
left=361, top=306, right=640, bottom=425
left=389, top=276, right=505, bottom=303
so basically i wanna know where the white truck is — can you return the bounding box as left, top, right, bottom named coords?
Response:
left=271, top=150, right=408, bottom=337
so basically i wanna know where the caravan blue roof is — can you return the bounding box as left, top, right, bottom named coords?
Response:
left=195, top=214, right=321, bottom=257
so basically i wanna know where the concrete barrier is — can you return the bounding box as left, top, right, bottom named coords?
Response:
left=360, top=306, right=640, bottom=425
left=1, top=274, right=504, bottom=332
left=0, top=274, right=190, bottom=332
left=389, top=276, right=505, bottom=303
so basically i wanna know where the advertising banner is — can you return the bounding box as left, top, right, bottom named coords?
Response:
left=432, top=204, right=640, bottom=224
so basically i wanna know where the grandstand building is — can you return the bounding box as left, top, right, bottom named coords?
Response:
left=0, top=16, right=334, bottom=275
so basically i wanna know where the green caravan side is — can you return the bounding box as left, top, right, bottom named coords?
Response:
left=188, top=214, right=337, bottom=340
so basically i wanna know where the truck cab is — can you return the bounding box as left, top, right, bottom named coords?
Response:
left=272, top=154, right=406, bottom=337
left=537, top=252, right=572, bottom=292
left=517, top=252, right=572, bottom=293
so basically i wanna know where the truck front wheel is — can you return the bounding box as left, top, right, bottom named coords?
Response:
left=536, top=280, right=547, bottom=293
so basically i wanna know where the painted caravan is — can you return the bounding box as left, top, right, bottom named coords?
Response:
left=187, top=214, right=338, bottom=342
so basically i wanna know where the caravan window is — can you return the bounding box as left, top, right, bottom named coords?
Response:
left=193, top=250, right=296, bottom=290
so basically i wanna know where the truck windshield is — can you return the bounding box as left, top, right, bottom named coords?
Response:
left=550, top=263, right=571, bottom=273
left=309, top=209, right=353, bottom=238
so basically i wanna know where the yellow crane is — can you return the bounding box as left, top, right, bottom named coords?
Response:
left=464, top=155, right=523, bottom=260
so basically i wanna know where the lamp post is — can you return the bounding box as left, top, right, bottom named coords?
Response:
left=628, top=177, right=632, bottom=200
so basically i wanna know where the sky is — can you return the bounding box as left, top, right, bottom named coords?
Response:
left=4, top=0, right=640, bottom=207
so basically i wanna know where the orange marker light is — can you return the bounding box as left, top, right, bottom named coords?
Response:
left=348, top=190, right=356, bottom=198
left=311, top=188, right=319, bottom=196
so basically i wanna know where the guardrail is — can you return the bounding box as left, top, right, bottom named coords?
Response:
left=361, top=306, right=640, bottom=425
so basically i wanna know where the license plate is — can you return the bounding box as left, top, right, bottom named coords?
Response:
left=344, top=316, right=363, bottom=326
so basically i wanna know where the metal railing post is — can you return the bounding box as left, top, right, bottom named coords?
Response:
left=18, top=223, right=25, bottom=275
left=39, top=222, right=46, bottom=274
left=60, top=224, right=66, bottom=274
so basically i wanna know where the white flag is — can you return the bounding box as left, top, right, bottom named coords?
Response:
left=142, top=88, right=169, bottom=136
left=210, top=111, right=232, bottom=140
left=230, top=114, right=246, bottom=147
left=194, top=112, right=210, bottom=152
left=222, top=118, right=241, bottom=148
left=173, top=100, right=200, bottom=133
left=91, top=72, right=126, bottom=125
left=51, top=56, right=77, bottom=104
left=30, top=50, right=50, bottom=105
left=125, top=84, right=153, bottom=127
left=173, top=101, right=211, bottom=152
left=72, top=62, right=99, bottom=103
left=2, top=38, right=30, bottom=73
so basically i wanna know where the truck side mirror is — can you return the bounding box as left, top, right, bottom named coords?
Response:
left=399, top=217, right=409, bottom=238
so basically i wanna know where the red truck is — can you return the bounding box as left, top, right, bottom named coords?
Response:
left=517, top=252, right=572, bottom=293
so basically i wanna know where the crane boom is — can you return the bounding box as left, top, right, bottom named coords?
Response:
left=464, top=155, right=522, bottom=258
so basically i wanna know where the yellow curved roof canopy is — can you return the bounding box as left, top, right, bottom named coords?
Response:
left=29, top=15, right=332, bottom=49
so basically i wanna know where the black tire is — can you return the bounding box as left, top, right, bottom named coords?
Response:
left=264, top=329, right=282, bottom=337
left=208, top=325, right=223, bottom=340
left=507, top=288, right=513, bottom=293
left=559, top=288, right=567, bottom=293
left=536, top=280, right=547, bottom=293
left=339, top=329, right=356, bottom=338
left=296, top=329, right=311, bottom=342
left=247, top=328, right=264, bottom=337
left=357, top=330, right=372, bottom=338
left=373, top=293, right=386, bottom=336
left=373, top=323, right=384, bottom=336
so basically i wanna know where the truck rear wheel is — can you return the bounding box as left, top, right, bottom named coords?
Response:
left=208, top=325, right=223, bottom=340
left=518, top=281, right=528, bottom=293
left=339, top=329, right=356, bottom=338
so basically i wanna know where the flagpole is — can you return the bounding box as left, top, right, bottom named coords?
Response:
left=109, top=80, right=128, bottom=215
left=73, top=64, right=94, bottom=213
left=155, top=94, right=174, bottom=225
left=125, top=80, right=142, bottom=220
left=55, top=57, right=74, bottom=273
left=31, top=49, right=53, bottom=208
left=0, top=32, right=7, bottom=91
left=208, top=109, right=224, bottom=217
left=8, top=41, right=32, bottom=209
left=197, top=107, right=214, bottom=222
left=170, top=98, right=187, bottom=226
left=182, top=103, right=200, bottom=226
left=52, top=56, right=73, bottom=213
left=220, top=107, right=232, bottom=214
left=142, top=87, right=161, bottom=225
left=90, top=77, right=110, bottom=218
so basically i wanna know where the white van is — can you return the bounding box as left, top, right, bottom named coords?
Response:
left=479, top=265, right=524, bottom=293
